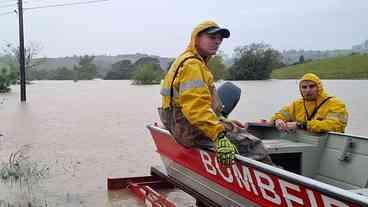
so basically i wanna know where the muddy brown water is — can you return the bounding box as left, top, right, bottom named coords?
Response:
left=0, top=80, right=367, bottom=206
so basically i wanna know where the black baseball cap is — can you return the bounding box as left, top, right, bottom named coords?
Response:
left=203, top=26, right=230, bottom=38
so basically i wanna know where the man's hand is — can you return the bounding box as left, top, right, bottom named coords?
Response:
left=274, top=119, right=288, bottom=131
left=275, top=120, right=300, bottom=132
left=230, top=119, right=246, bottom=128
left=215, top=133, right=238, bottom=166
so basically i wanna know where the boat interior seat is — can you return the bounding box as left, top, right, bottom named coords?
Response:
left=262, top=139, right=320, bottom=175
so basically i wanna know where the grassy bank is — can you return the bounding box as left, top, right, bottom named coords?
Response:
left=272, top=54, right=368, bottom=79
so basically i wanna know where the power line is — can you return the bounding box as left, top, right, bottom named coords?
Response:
left=24, top=0, right=111, bottom=11
left=1, top=0, right=111, bottom=13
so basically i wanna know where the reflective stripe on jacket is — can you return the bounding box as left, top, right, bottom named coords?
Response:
left=160, top=21, right=225, bottom=140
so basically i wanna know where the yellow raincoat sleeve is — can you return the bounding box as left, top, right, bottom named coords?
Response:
left=307, top=100, right=348, bottom=133
left=271, top=103, right=295, bottom=122
left=178, top=60, right=224, bottom=141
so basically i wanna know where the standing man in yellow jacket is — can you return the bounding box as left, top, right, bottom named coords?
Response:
left=271, top=73, right=348, bottom=133
left=159, top=20, right=272, bottom=165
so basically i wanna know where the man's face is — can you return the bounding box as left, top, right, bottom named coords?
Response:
left=195, top=33, right=223, bottom=57
left=300, top=80, right=318, bottom=101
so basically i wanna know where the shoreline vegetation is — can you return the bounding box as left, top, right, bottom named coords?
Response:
left=1, top=46, right=368, bottom=93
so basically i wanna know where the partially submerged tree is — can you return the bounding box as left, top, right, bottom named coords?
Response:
left=73, top=55, right=97, bottom=80
left=228, top=43, right=283, bottom=80
left=132, top=57, right=163, bottom=84
left=105, top=57, right=163, bottom=82
left=132, top=63, right=163, bottom=84
left=2, top=42, right=46, bottom=80
left=0, top=64, right=18, bottom=93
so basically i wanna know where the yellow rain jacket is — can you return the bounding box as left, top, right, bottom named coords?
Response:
left=160, top=20, right=224, bottom=141
left=271, top=73, right=348, bottom=133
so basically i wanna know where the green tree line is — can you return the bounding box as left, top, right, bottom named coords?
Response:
left=1, top=42, right=287, bottom=92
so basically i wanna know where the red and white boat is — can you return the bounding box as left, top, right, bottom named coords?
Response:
left=147, top=123, right=368, bottom=207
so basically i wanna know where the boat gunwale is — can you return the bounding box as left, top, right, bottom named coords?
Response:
left=329, top=131, right=368, bottom=140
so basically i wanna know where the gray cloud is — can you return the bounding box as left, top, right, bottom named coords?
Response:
left=0, top=0, right=367, bottom=57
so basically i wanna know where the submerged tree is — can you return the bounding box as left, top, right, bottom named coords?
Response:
left=73, top=55, right=97, bottom=80
left=2, top=42, right=46, bottom=81
left=0, top=64, right=18, bottom=93
left=131, top=57, right=163, bottom=84
left=228, top=43, right=283, bottom=80
left=132, top=63, right=163, bottom=84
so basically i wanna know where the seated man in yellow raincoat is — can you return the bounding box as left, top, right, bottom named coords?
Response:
left=271, top=73, right=348, bottom=133
left=158, top=20, right=272, bottom=166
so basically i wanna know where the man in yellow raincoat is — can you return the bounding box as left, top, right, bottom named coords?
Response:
left=271, top=73, right=348, bottom=133
left=159, top=20, right=272, bottom=165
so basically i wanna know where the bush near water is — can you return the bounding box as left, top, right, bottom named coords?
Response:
left=0, top=64, right=18, bottom=93
left=272, top=54, right=368, bottom=79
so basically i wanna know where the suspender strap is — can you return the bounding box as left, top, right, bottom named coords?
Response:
left=304, top=96, right=334, bottom=121
left=169, top=56, right=202, bottom=107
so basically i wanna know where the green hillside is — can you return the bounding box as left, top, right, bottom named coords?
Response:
left=272, top=54, right=368, bottom=79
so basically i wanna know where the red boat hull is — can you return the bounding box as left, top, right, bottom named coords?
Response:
left=148, top=124, right=367, bottom=207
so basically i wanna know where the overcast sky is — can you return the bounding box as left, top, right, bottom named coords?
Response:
left=0, top=0, right=367, bottom=58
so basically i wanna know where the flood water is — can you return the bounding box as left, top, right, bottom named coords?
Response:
left=0, top=80, right=367, bottom=206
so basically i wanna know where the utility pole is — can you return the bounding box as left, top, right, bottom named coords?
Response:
left=17, top=0, right=26, bottom=102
